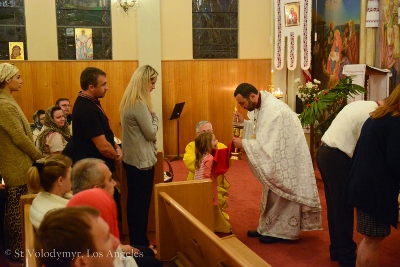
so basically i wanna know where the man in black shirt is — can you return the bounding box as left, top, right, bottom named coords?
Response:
left=71, top=67, right=122, bottom=172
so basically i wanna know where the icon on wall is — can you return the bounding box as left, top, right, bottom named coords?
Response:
left=284, top=2, right=300, bottom=27
left=75, top=28, right=93, bottom=60
left=9, top=42, right=24, bottom=60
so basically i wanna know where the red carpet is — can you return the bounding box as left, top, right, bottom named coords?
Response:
left=165, top=155, right=400, bottom=266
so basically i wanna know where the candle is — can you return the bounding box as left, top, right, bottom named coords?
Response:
left=272, top=88, right=283, bottom=98
left=271, top=69, right=274, bottom=85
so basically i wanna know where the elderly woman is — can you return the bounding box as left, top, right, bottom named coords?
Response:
left=0, top=63, right=42, bottom=261
left=36, top=105, right=71, bottom=156
left=27, top=154, right=73, bottom=229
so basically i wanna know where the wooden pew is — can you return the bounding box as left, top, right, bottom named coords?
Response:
left=155, top=180, right=270, bottom=266
left=20, top=194, right=37, bottom=267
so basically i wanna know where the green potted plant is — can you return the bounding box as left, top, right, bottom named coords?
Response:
left=296, top=76, right=366, bottom=155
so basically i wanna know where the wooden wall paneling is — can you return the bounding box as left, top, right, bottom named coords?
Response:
left=1, top=59, right=270, bottom=156
left=161, top=59, right=271, bottom=156
left=1, top=61, right=139, bottom=139
left=99, top=61, right=139, bottom=139
left=161, top=61, right=180, bottom=157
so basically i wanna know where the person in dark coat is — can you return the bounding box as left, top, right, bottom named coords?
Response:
left=346, top=84, right=400, bottom=267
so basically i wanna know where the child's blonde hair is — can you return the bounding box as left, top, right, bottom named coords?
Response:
left=194, top=131, right=213, bottom=170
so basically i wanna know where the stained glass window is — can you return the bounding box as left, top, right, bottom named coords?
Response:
left=0, top=0, right=27, bottom=60
left=56, top=0, right=112, bottom=60
left=192, top=0, right=238, bottom=59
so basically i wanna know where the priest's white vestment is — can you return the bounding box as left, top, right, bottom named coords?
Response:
left=242, top=92, right=322, bottom=239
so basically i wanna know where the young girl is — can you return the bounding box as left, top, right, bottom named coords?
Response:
left=194, top=131, right=219, bottom=206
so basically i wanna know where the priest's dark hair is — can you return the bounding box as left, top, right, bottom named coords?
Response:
left=234, top=83, right=259, bottom=98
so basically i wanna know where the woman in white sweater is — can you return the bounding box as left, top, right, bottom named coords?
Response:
left=119, top=65, right=159, bottom=247
left=27, top=154, right=73, bottom=229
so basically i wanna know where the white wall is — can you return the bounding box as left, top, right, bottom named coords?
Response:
left=112, top=1, right=138, bottom=60
left=24, top=0, right=138, bottom=60
left=160, top=0, right=273, bottom=60
left=239, top=0, right=272, bottom=59
left=137, top=0, right=163, bottom=150
left=24, top=0, right=274, bottom=61
left=160, top=0, right=193, bottom=60
left=25, top=0, right=58, bottom=60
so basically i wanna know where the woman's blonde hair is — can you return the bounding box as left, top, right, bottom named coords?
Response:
left=27, top=154, right=72, bottom=193
left=119, top=65, right=158, bottom=114
left=194, top=132, right=213, bottom=170
left=370, top=84, right=400, bottom=119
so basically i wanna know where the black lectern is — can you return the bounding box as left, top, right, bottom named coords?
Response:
left=169, top=102, right=185, bottom=161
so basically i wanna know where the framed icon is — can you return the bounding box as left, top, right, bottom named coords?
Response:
left=9, top=42, right=24, bottom=60
left=75, top=28, right=93, bottom=60
left=285, top=2, right=300, bottom=27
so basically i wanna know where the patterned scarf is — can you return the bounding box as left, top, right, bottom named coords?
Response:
left=31, top=110, right=43, bottom=132
left=36, top=106, right=71, bottom=153
left=0, top=63, right=18, bottom=83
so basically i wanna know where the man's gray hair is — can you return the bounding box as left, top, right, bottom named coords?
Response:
left=195, top=121, right=212, bottom=134
left=71, top=158, right=106, bottom=194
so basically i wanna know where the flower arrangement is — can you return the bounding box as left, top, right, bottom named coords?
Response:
left=296, top=76, right=366, bottom=127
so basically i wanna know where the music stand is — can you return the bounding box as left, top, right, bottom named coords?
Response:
left=169, top=102, right=185, bottom=161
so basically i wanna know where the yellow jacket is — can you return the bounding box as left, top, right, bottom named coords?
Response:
left=183, top=141, right=227, bottom=180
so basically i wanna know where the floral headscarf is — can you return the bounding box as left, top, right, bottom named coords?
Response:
left=36, top=105, right=71, bottom=153
left=31, top=109, right=45, bottom=132
left=0, top=63, right=19, bottom=84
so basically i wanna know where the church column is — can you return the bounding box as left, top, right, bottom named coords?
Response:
left=137, top=0, right=164, bottom=151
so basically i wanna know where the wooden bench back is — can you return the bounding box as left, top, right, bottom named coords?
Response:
left=155, top=180, right=270, bottom=266
left=155, top=180, right=214, bottom=260
left=20, top=194, right=37, bottom=267
left=159, top=191, right=257, bottom=267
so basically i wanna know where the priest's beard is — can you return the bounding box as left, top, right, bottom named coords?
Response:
left=246, top=98, right=258, bottom=111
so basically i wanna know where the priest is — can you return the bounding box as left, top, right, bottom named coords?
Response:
left=233, top=83, right=322, bottom=244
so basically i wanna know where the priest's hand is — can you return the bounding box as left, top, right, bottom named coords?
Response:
left=233, top=111, right=244, bottom=123
left=232, top=137, right=243, bottom=149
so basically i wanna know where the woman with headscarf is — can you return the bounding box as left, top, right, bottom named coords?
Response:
left=36, top=105, right=71, bottom=156
left=0, top=63, right=42, bottom=262
left=68, top=188, right=162, bottom=267
left=31, top=109, right=45, bottom=142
